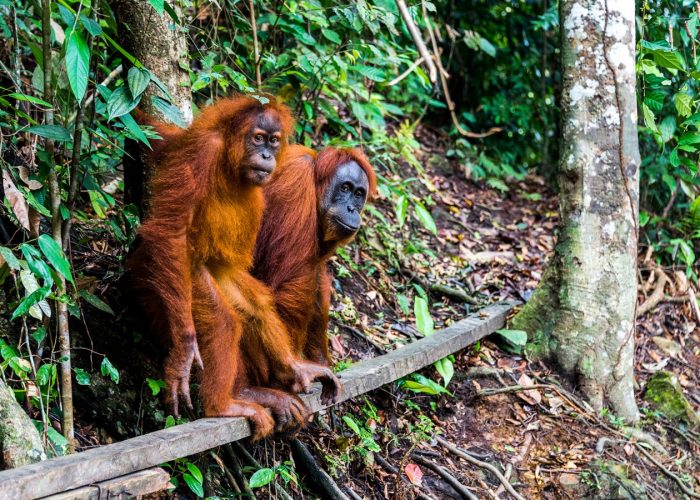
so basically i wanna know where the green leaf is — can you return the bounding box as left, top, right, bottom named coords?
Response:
left=433, top=357, right=454, bottom=387
left=414, top=296, right=434, bottom=336
left=146, top=378, right=165, bottom=396
left=479, top=37, right=496, bottom=57
left=47, top=425, right=69, bottom=455
left=79, top=289, right=114, bottom=315
left=342, top=415, right=361, bottom=435
left=148, top=0, right=165, bottom=15
left=79, top=14, right=102, bottom=36
left=249, top=468, right=276, bottom=489
left=11, top=286, right=50, bottom=320
left=397, top=293, right=411, bottom=316
left=37, top=234, right=74, bottom=285
left=414, top=203, right=437, bottom=235
left=642, top=103, right=658, bottom=133
left=107, top=86, right=140, bottom=121
left=322, top=28, right=341, bottom=44
left=652, top=49, right=685, bottom=71
left=351, top=65, right=386, bottom=82
left=659, top=116, right=676, bottom=143
left=101, top=357, right=120, bottom=384
left=151, top=96, right=187, bottom=127
left=74, top=367, right=91, bottom=385
left=678, top=132, right=700, bottom=146
left=119, top=113, right=151, bottom=147
left=37, top=363, right=53, bottom=386
left=187, top=462, right=203, bottom=483
left=493, top=329, right=528, bottom=354
left=8, top=93, right=52, bottom=107
left=182, top=473, right=204, bottom=497
left=128, top=67, right=151, bottom=99
left=0, top=247, right=21, bottom=270
left=394, top=195, right=408, bottom=226
left=66, top=30, right=90, bottom=102
left=26, top=125, right=72, bottom=142
left=674, top=93, right=693, bottom=118
left=402, top=374, right=451, bottom=396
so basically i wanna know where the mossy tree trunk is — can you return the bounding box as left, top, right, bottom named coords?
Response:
left=0, top=380, right=45, bottom=469
left=108, top=0, right=192, bottom=213
left=511, top=0, right=640, bottom=422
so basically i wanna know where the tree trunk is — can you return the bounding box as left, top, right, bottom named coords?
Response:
left=0, top=380, right=46, bottom=469
left=511, top=0, right=640, bottom=422
left=109, top=0, right=192, bottom=213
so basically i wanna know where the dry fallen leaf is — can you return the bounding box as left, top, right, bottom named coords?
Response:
left=517, top=373, right=542, bottom=405
left=2, top=170, right=30, bottom=230
left=404, top=463, right=423, bottom=486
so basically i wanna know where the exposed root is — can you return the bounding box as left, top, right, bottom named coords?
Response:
left=412, top=453, right=479, bottom=500
left=435, top=436, right=526, bottom=500
left=635, top=444, right=700, bottom=498
left=291, top=439, right=350, bottom=500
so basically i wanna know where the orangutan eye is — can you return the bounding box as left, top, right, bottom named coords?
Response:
left=270, top=136, right=279, bottom=145
left=254, top=134, right=264, bottom=143
left=340, top=184, right=350, bottom=192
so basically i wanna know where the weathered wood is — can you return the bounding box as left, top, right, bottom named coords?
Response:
left=0, top=302, right=515, bottom=499
left=42, top=467, right=170, bottom=500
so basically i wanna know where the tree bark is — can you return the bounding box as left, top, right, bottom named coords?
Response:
left=0, top=380, right=46, bottom=469
left=511, top=0, right=640, bottom=422
left=108, top=0, right=192, bottom=213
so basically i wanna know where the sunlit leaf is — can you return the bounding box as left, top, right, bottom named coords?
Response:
left=66, top=29, right=90, bottom=102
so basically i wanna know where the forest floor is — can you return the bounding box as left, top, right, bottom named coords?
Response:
left=251, top=128, right=699, bottom=500
left=67, top=126, right=700, bottom=499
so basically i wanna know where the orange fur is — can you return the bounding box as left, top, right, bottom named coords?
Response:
left=254, top=145, right=376, bottom=365
left=128, top=96, right=336, bottom=436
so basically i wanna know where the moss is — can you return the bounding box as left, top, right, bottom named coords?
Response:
left=524, top=330, right=551, bottom=361
left=644, top=371, right=699, bottom=427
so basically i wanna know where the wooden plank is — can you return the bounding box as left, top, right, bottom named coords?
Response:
left=42, top=467, right=170, bottom=500
left=0, top=302, right=515, bottom=499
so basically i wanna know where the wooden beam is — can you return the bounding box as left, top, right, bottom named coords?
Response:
left=0, top=302, right=515, bottom=499
left=42, top=467, right=170, bottom=500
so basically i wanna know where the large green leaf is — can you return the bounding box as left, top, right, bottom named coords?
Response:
left=249, top=468, right=276, bottom=489
left=414, top=203, right=437, bottom=235
left=11, top=286, right=50, bottom=320
left=66, top=30, right=90, bottom=102
left=107, top=86, right=140, bottom=121
left=151, top=96, right=187, bottom=127
left=37, top=234, right=74, bottom=285
left=128, top=67, right=151, bottom=99
left=414, top=296, right=434, bottom=336
left=27, top=125, right=72, bottom=142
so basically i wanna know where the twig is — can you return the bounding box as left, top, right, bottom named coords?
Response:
left=338, top=323, right=386, bottom=353
left=249, top=0, right=261, bottom=88
left=435, top=436, right=526, bottom=500
left=411, top=454, right=478, bottom=500
left=291, top=439, right=349, bottom=500
left=688, top=286, right=700, bottom=322
left=388, top=56, right=425, bottom=86
left=635, top=444, right=700, bottom=498
left=395, top=0, right=437, bottom=83
left=210, top=451, right=240, bottom=494
left=430, top=283, right=479, bottom=305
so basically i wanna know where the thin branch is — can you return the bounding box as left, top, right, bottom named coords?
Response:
left=388, top=56, right=425, bottom=86
left=249, top=0, right=261, bottom=88
left=291, top=439, right=349, bottom=500
left=435, top=436, right=526, bottom=500
left=636, top=444, right=700, bottom=498
left=42, top=0, right=75, bottom=453
left=411, top=454, right=478, bottom=500
left=395, top=0, right=437, bottom=83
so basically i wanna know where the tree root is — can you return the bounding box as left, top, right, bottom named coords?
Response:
left=223, top=443, right=255, bottom=497
left=291, top=439, right=349, bottom=500
left=635, top=443, right=700, bottom=498
left=411, top=454, right=478, bottom=500
left=338, top=323, right=386, bottom=353
left=435, top=436, right=526, bottom=500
